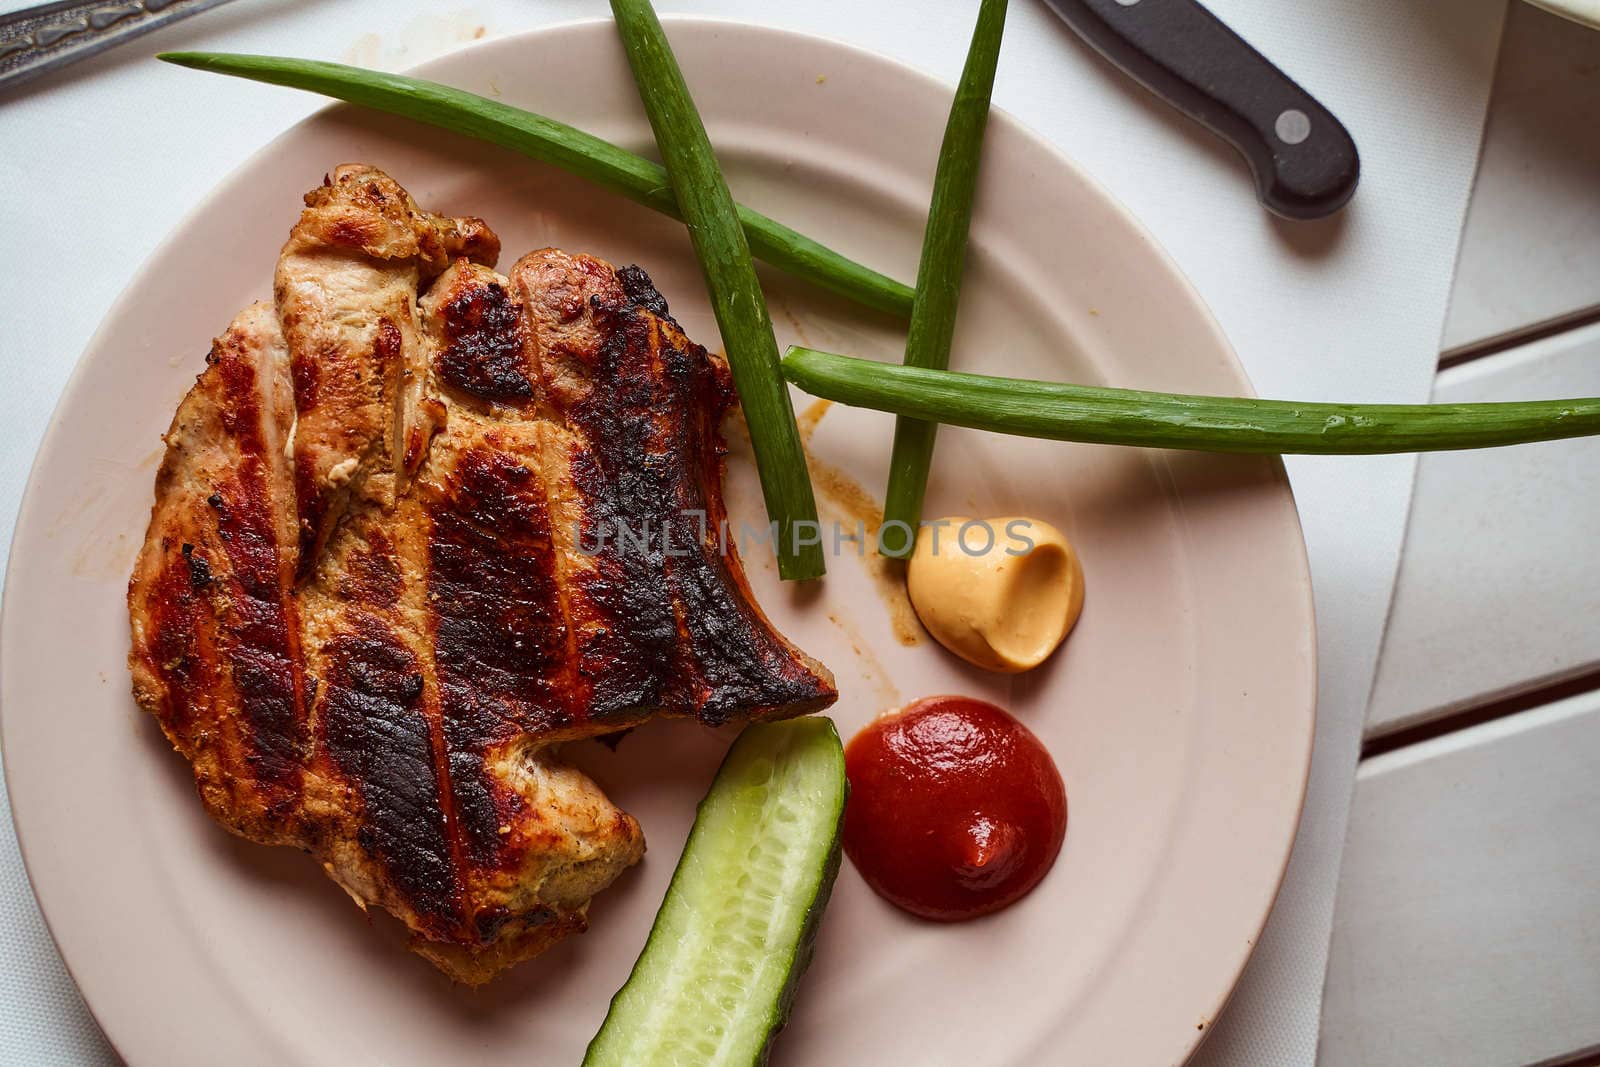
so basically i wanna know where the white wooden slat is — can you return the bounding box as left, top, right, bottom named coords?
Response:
left=1443, top=0, right=1600, bottom=353
left=1367, top=321, right=1600, bottom=737
left=1320, top=690, right=1600, bottom=1067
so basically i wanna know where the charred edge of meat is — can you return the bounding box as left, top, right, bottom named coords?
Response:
left=320, top=616, right=461, bottom=932
left=557, top=296, right=683, bottom=720
left=615, top=264, right=670, bottom=318
left=437, top=280, right=534, bottom=403
left=562, top=272, right=835, bottom=725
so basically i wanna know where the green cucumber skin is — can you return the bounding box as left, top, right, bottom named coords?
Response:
left=760, top=799, right=844, bottom=1064
left=584, top=718, right=847, bottom=1067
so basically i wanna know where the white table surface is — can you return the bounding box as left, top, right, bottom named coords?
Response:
left=10, top=1, right=1597, bottom=1065
left=1324, top=693, right=1600, bottom=1067
left=1445, top=0, right=1600, bottom=354
left=1321, top=4, right=1600, bottom=1065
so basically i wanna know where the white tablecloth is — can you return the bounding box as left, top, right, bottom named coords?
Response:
left=0, top=0, right=1506, bottom=1062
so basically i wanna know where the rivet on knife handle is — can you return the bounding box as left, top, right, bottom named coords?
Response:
left=1042, top=0, right=1360, bottom=220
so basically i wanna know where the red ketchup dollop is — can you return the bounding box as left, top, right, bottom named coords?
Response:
left=842, top=696, right=1067, bottom=921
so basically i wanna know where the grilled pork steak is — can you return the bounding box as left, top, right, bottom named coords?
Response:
left=128, top=166, right=836, bottom=984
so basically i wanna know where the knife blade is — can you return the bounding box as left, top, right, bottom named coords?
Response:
left=1041, top=0, right=1360, bottom=220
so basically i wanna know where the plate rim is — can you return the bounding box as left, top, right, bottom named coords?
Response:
left=0, top=15, right=1316, bottom=1065
left=1522, top=0, right=1600, bottom=30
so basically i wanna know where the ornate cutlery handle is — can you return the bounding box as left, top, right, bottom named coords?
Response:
left=0, top=0, right=240, bottom=93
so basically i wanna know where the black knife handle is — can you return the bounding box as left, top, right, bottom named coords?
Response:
left=1047, top=0, right=1359, bottom=219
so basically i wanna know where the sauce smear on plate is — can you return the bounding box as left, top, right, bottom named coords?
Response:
left=843, top=696, right=1066, bottom=920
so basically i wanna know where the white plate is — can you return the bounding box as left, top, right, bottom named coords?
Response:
left=0, top=17, right=1314, bottom=1066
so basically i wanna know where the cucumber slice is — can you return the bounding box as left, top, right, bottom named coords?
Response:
left=585, top=717, right=847, bottom=1067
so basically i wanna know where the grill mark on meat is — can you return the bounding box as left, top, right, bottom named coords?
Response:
left=210, top=472, right=306, bottom=788
left=436, top=280, right=533, bottom=403
left=321, top=615, right=460, bottom=929
left=553, top=268, right=834, bottom=723
left=615, top=264, right=669, bottom=317
left=426, top=439, right=573, bottom=866
left=289, top=343, right=321, bottom=412
left=145, top=544, right=212, bottom=737
left=131, top=305, right=309, bottom=826
left=208, top=345, right=309, bottom=787
left=560, top=316, right=679, bottom=717
left=658, top=332, right=829, bottom=723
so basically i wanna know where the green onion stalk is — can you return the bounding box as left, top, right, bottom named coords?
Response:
left=783, top=346, right=1600, bottom=454
left=157, top=51, right=914, bottom=319
left=879, top=0, right=1008, bottom=557
left=609, top=0, right=825, bottom=579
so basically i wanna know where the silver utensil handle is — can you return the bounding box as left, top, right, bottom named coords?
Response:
left=0, top=0, right=240, bottom=93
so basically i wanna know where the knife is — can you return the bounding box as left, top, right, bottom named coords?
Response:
left=1041, top=0, right=1360, bottom=220
left=0, top=0, right=240, bottom=94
